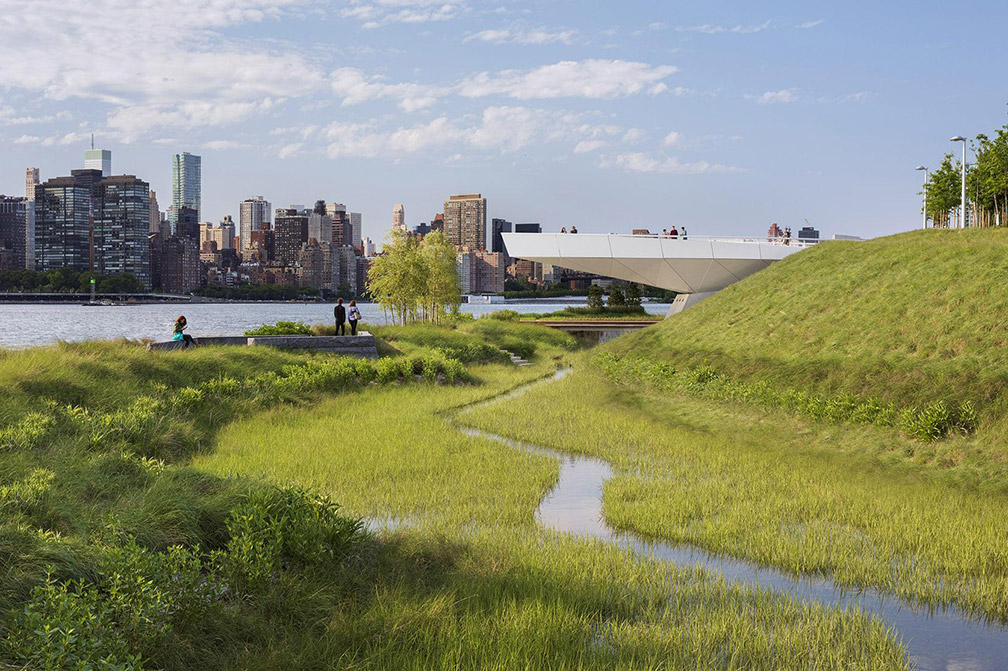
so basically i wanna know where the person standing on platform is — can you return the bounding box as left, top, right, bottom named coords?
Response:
left=347, top=300, right=361, bottom=336
left=334, top=298, right=347, bottom=335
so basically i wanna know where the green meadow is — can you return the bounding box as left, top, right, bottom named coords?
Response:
left=0, top=317, right=909, bottom=669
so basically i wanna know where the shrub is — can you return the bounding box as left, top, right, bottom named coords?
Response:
left=487, top=310, right=520, bottom=321
left=244, top=321, right=315, bottom=336
left=225, top=486, right=362, bottom=587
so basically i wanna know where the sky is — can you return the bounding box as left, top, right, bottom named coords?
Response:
left=1, top=0, right=1007, bottom=244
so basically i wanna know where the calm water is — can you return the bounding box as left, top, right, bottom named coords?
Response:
left=0, top=300, right=671, bottom=348
left=464, top=370, right=1008, bottom=671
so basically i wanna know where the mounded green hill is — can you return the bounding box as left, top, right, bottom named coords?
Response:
left=608, top=228, right=1008, bottom=429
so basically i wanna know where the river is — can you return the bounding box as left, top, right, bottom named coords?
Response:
left=0, top=300, right=671, bottom=348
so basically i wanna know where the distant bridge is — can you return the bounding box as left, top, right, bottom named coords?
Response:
left=502, top=233, right=813, bottom=314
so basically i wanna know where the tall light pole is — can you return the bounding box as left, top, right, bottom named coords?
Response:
left=951, top=136, right=967, bottom=228
left=916, top=165, right=928, bottom=229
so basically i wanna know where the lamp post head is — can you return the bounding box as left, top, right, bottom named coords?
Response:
left=950, top=136, right=967, bottom=142
left=915, top=165, right=927, bottom=171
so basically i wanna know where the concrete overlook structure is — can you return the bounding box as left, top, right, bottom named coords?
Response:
left=501, top=233, right=814, bottom=313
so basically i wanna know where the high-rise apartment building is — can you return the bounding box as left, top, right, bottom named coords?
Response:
left=85, top=149, right=112, bottom=177
left=92, top=175, right=151, bottom=287
left=25, top=168, right=39, bottom=201
left=239, top=195, right=270, bottom=254
left=444, top=193, right=487, bottom=250
left=0, top=196, right=31, bottom=271
left=392, top=203, right=405, bottom=233
left=171, top=152, right=201, bottom=230
left=149, top=191, right=160, bottom=234
left=274, top=208, right=310, bottom=265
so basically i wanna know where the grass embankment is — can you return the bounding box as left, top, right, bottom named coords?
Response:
left=461, top=228, right=1008, bottom=623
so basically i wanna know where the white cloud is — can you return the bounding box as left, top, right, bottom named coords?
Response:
left=746, top=88, right=799, bottom=104
left=601, top=152, right=742, bottom=175
left=346, top=0, right=467, bottom=28
left=464, top=27, right=576, bottom=45
left=202, top=139, right=249, bottom=150
left=663, top=131, right=681, bottom=147
left=622, top=128, right=646, bottom=143
left=573, top=140, right=607, bottom=154
left=330, top=68, right=446, bottom=111
left=459, top=59, right=678, bottom=100
left=0, top=107, right=71, bottom=126
left=797, top=19, right=824, bottom=29
left=677, top=20, right=772, bottom=35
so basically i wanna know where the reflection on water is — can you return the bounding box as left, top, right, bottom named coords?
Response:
left=464, top=370, right=1008, bottom=671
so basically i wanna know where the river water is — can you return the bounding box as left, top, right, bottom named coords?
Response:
left=462, top=370, right=1008, bottom=671
left=0, top=300, right=671, bottom=348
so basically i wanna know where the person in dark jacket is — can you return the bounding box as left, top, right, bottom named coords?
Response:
left=334, top=298, right=347, bottom=335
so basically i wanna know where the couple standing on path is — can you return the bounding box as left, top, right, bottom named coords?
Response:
left=334, top=298, right=361, bottom=336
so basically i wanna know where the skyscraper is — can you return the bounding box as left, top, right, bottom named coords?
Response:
left=349, top=212, right=362, bottom=249
left=444, top=193, right=487, bottom=250
left=491, top=218, right=512, bottom=255
left=274, top=207, right=310, bottom=265
left=149, top=191, right=160, bottom=234
left=34, top=169, right=103, bottom=273
left=239, top=195, right=270, bottom=255
left=171, top=152, right=201, bottom=231
left=392, top=203, right=405, bottom=233
left=25, top=168, right=39, bottom=201
left=85, top=149, right=112, bottom=177
left=92, top=175, right=151, bottom=287
left=0, top=195, right=31, bottom=271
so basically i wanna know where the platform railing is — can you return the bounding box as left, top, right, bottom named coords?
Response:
left=506, top=232, right=820, bottom=248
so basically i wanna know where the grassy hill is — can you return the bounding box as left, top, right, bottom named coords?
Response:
left=609, top=228, right=1008, bottom=425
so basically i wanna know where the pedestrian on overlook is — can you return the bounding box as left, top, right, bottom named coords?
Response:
left=662, top=228, right=668, bottom=237
left=570, top=226, right=578, bottom=234
left=560, top=226, right=567, bottom=233
left=172, top=315, right=198, bottom=348
left=670, top=226, right=678, bottom=239
left=334, top=298, right=347, bottom=336
left=681, top=226, right=688, bottom=240
left=347, top=300, right=361, bottom=336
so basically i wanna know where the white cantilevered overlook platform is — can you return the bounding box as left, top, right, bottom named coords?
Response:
left=501, top=233, right=812, bottom=313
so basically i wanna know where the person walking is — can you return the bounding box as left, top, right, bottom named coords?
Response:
left=172, top=315, right=198, bottom=348
left=334, top=298, right=347, bottom=335
left=347, top=300, right=361, bottom=336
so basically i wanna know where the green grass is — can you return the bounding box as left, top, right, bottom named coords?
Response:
left=460, top=354, right=1008, bottom=623
left=198, top=354, right=907, bottom=669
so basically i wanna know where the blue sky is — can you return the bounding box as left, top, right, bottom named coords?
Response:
left=1, top=0, right=1006, bottom=243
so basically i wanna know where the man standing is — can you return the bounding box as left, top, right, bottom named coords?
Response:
left=334, top=297, right=347, bottom=335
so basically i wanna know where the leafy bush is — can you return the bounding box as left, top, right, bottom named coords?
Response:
left=244, top=321, right=315, bottom=336
left=487, top=310, right=520, bottom=321
left=225, top=486, right=362, bottom=587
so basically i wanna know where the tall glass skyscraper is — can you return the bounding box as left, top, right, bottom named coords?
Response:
left=171, top=152, right=201, bottom=233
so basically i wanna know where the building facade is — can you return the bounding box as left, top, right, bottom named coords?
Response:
left=392, top=203, right=405, bottom=233
left=25, top=168, right=39, bottom=201
left=84, top=149, right=112, bottom=177
left=0, top=195, right=30, bottom=271
left=444, top=193, right=487, bottom=251
left=171, top=152, right=201, bottom=230
left=34, top=169, right=103, bottom=273
left=92, top=175, right=151, bottom=287
left=274, top=208, right=309, bottom=265
left=491, top=218, right=512, bottom=256
left=239, top=195, right=270, bottom=254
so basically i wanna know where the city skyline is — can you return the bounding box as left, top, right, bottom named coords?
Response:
left=2, top=1, right=1007, bottom=243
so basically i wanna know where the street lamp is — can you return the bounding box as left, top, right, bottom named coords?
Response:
left=951, top=136, right=967, bottom=228
left=916, top=165, right=928, bottom=229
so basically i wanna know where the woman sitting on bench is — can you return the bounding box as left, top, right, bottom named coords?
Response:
left=172, top=315, right=198, bottom=348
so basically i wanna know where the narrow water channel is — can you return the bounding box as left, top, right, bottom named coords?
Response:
left=461, top=368, right=1008, bottom=671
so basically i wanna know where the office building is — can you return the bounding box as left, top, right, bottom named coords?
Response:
left=798, top=226, right=820, bottom=242
left=171, top=152, right=201, bottom=230
left=158, top=236, right=201, bottom=294
left=0, top=196, right=30, bottom=271
left=175, top=206, right=200, bottom=240
left=274, top=207, right=310, bottom=265
left=349, top=212, right=362, bottom=249
left=491, top=218, right=512, bottom=256
left=85, top=149, right=112, bottom=177
left=308, top=212, right=333, bottom=245
left=457, top=248, right=506, bottom=294
left=392, top=203, right=405, bottom=233
left=363, top=237, right=376, bottom=257
left=34, top=169, right=103, bottom=273
left=92, top=175, right=151, bottom=287
left=514, top=223, right=541, bottom=234
left=444, top=193, right=487, bottom=250
left=239, top=196, right=270, bottom=253
left=149, top=191, right=161, bottom=234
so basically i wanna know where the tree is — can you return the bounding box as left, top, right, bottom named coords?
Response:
left=367, top=230, right=461, bottom=324
left=336, top=282, right=353, bottom=300
left=586, top=284, right=604, bottom=310
left=607, top=284, right=626, bottom=307
left=625, top=282, right=642, bottom=307
left=925, top=154, right=961, bottom=228
left=313, top=200, right=327, bottom=216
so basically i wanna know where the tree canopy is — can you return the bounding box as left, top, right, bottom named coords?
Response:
left=367, top=231, right=460, bottom=325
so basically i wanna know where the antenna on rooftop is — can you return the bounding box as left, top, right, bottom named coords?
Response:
left=91, top=133, right=94, bottom=150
